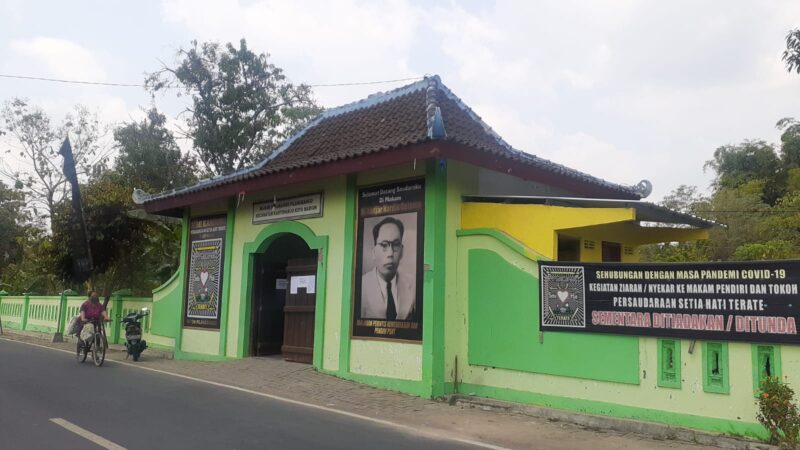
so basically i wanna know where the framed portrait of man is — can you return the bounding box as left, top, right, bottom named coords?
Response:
left=352, top=179, right=425, bottom=341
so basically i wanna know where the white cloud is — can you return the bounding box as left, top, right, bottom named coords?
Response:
left=10, top=37, right=107, bottom=81
left=474, top=102, right=650, bottom=194
left=3, top=1, right=799, bottom=204
left=160, top=0, right=422, bottom=106
left=424, top=1, right=800, bottom=200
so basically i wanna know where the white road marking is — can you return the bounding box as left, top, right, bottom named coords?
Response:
left=2, top=338, right=512, bottom=450
left=49, top=418, right=127, bottom=450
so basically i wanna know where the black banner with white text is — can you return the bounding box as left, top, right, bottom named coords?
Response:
left=539, top=261, right=799, bottom=344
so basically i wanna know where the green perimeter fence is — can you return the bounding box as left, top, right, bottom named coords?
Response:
left=0, top=290, right=153, bottom=346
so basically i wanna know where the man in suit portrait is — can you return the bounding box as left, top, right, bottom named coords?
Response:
left=360, top=216, right=416, bottom=320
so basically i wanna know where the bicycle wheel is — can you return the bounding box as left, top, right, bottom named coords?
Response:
left=76, top=339, right=87, bottom=363
left=92, top=332, right=106, bottom=366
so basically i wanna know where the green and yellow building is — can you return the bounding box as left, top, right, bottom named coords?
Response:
left=136, top=76, right=797, bottom=440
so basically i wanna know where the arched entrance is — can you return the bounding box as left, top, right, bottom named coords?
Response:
left=250, top=233, right=318, bottom=363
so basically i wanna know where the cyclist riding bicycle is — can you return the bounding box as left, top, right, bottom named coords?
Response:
left=78, top=290, right=109, bottom=339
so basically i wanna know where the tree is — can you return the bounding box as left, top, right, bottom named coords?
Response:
left=0, top=99, right=105, bottom=229
left=0, top=227, right=62, bottom=294
left=51, top=171, right=181, bottom=296
left=704, top=140, right=784, bottom=204
left=113, top=108, right=197, bottom=192
left=783, top=28, right=800, bottom=74
left=659, top=184, right=709, bottom=214
left=702, top=183, right=774, bottom=261
left=0, top=181, right=26, bottom=274
left=146, top=39, right=322, bottom=175
left=776, top=117, right=800, bottom=169
left=639, top=185, right=713, bottom=263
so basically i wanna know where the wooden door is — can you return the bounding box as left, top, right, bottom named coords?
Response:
left=602, top=241, right=622, bottom=262
left=282, top=257, right=317, bottom=363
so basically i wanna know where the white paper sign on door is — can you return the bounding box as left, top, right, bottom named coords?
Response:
left=290, top=275, right=316, bottom=294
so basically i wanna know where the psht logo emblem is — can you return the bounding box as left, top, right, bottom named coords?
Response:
left=541, top=265, right=586, bottom=328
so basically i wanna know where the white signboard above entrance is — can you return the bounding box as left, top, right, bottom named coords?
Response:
left=253, top=193, right=324, bottom=224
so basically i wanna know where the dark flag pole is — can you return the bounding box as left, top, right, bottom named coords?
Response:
left=54, top=136, right=94, bottom=342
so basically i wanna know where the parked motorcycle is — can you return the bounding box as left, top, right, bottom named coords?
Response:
left=122, top=308, right=149, bottom=361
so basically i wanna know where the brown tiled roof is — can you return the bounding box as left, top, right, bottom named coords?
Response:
left=139, top=76, right=645, bottom=208
left=266, top=88, right=428, bottom=172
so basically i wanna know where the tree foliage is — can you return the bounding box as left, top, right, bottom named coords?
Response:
left=146, top=39, right=322, bottom=175
left=50, top=171, right=181, bottom=296
left=113, top=108, right=197, bottom=192
left=777, top=117, right=800, bottom=169
left=0, top=99, right=105, bottom=228
left=49, top=108, right=197, bottom=294
left=783, top=28, right=800, bottom=74
left=1, top=39, right=326, bottom=295
left=644, top=120, right=800, bottom=263
left=704, top=140, right=784, bottom=204
left=641, top=36, right=800, bottom=261
left=1, top=38, right=324, bottom=295
left=0, top=102, right=190, bottom=294
left=0, top=181, right=26, bottom=275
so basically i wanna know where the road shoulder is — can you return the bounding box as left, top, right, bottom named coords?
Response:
left=0, top=329, right=767, bottom=450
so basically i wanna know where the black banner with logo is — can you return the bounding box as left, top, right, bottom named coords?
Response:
left=539, top=261, right=800, bottom=344
left=184, top=215, right=227, bottom=329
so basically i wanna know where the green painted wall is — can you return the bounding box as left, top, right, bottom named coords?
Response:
left=349, top=340, right=422, bottom=380
left=451, top=230, right=800, bottom=439
left=174, top=205, right=229, bottom=357
left=442, top=161, right=478, bottom=393
left=175, top=160, right=433, bottom=379
left=343, top=163, right=429, bottom=384
left=150, top=270, right=182, bottom=345
left=421, top=159, right=448, bottom=397
left=467, top=248, right=640, bottom=384
left=226, top=176, right=347, bottom=366
left=182, top=328, right=221, bottom=355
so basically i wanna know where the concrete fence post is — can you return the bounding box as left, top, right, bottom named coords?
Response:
left=52, top=289, right=76, bottom=343
left=0, top=290, right=6, bottom=335
left=21, top=292, right=30, bottom=331
left=110, top=289, right=131, bottom=345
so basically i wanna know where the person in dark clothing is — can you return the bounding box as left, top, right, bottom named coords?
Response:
left=80, top=290, right=109, bottom=324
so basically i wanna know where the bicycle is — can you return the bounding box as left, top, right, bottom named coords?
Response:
left=75, top=319, right=108, bottom=367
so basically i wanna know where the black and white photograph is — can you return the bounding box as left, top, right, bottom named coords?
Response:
left=352, top=179, right=425, bottom=341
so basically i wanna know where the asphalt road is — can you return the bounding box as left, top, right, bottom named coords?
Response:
left=0, top=339, right=478, bottom=450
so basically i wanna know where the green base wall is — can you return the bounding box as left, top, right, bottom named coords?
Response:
left=460, top=382, right=768, bottom=440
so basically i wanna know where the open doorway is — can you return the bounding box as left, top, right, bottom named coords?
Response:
left=602, top=241, right=622, bottom=262
left=557, top=235, right=581, bottom=261
left=250, top=233, right=318, bottom=363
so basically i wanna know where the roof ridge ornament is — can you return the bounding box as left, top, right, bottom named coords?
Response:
left=425, top=78, right=447, bottom=139
left=132, top=188, right=150, bottom=205
left=631, top=179, right=653, bottom=198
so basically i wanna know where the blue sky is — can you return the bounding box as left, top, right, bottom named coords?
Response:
left=2, top=0, right=800, bottom=200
